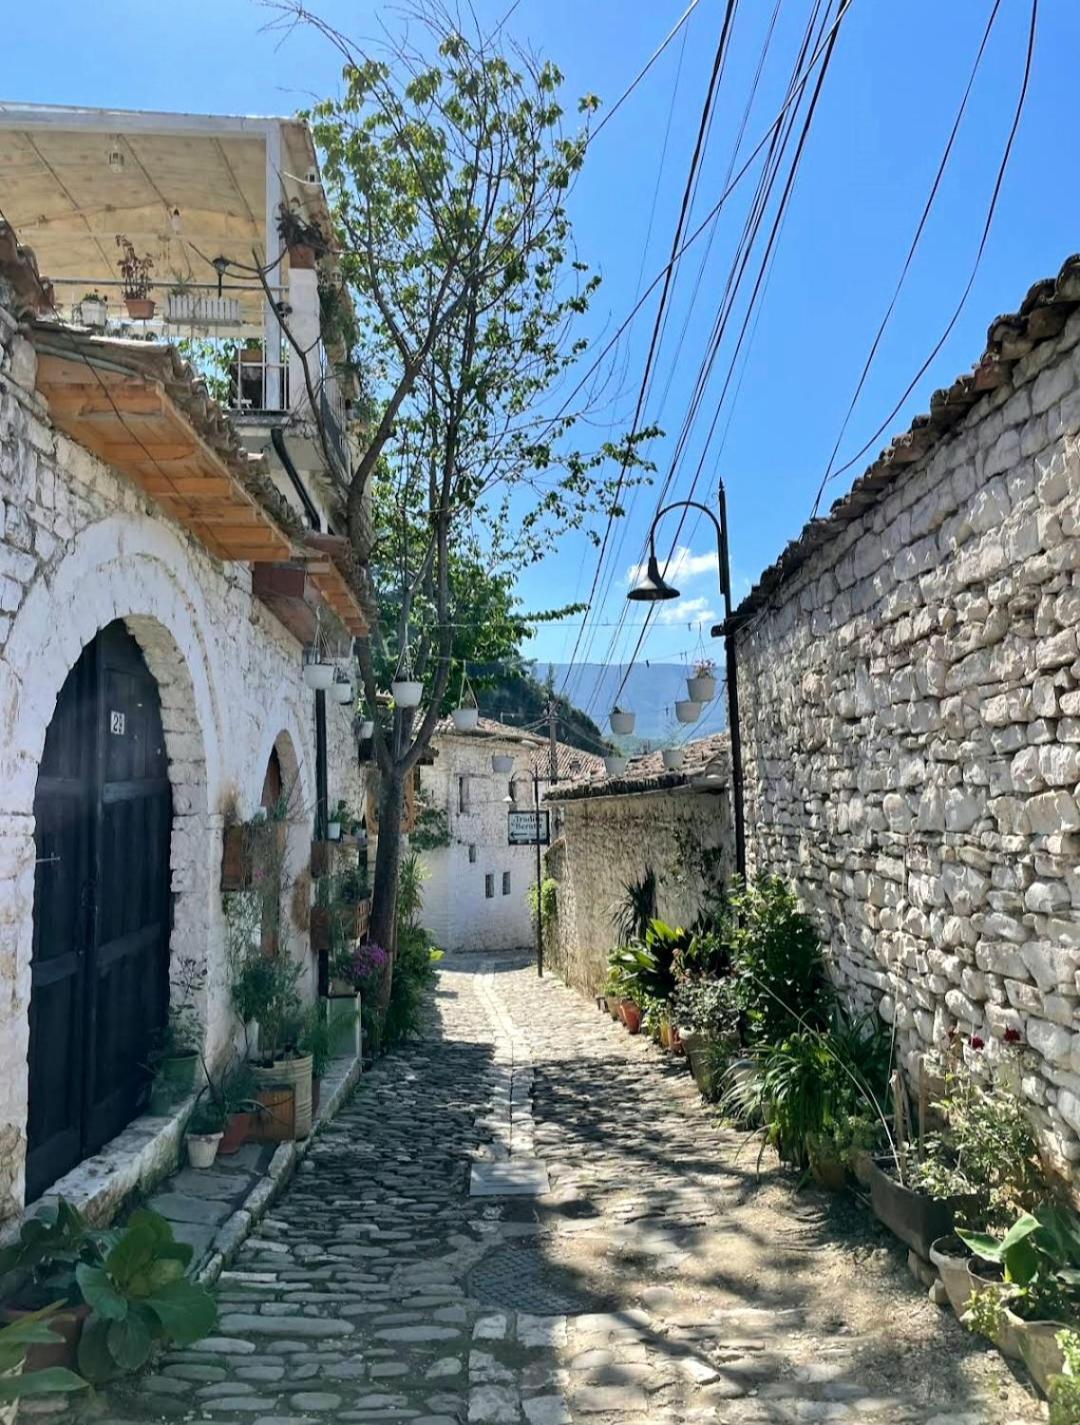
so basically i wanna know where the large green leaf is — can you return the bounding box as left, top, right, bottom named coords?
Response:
left=144, top=1278, right=217, bottom=1345
left=106, top=1312, right=154, bottom=1372
left=1036, top=1206, right=1080, bottom=1267
left=104, top=1219, right=157, bottom=1287
left=76, top=1315, right=118, bottom=1384
left=0, top=1366, right=88, bottom=1401
left=75, top=1263, right=127, bottom=1320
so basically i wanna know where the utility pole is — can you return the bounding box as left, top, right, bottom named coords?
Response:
left=532, top=700, right=557, bottom=978
left=547, top=699, right=558, bottom=786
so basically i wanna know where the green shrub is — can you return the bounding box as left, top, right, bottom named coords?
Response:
left=724, top=876, right=832, bottom=1043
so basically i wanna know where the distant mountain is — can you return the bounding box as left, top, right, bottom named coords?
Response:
left=540, top=662, right=727, bottom=745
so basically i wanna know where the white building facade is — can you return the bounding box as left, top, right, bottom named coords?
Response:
left=417, top=719, right=602, bottom=954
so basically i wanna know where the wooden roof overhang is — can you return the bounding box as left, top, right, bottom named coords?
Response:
left=34, top=346, right=294, bottom=562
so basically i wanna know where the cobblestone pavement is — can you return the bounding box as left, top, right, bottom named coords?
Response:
left=95, top=956, right=1044, bottom=1425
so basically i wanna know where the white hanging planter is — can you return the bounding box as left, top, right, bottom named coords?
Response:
left=675, top=699, right=702, bottom=725
left=609, top=709, right=636, bottom=736
left=491, top=753, right=514, bottom=774
left=303, top=661, right=335, bottom=691
left=331, top=677, right=354, bottom=704
left=662, top=748, right=685, bottom=770
left=357, top=718, right=375, bottom=740
left=452, top=706, right=479, bottom=731
left=687, top=674, right=717, bottom=702
left=327, top=820, right=342, bottom=841
left=77, top=296, right=108, bottom=329
left=391, top=679, right=423, bottom=707
left=604, top=755, right=628, bottom=778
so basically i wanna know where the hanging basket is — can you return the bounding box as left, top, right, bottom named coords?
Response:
left=687, top=673, right=717, bottom=702
left=124, top=296, right=156, bottom=321
left=357, top=718, right=375, bottom=740
left=391, top=679, right=423, bottom=707
left=609, top=710, right=635, bottom=736
left=452, top=706, right=479, bottom=731
left=604, top=755, right=628, bottom=778
left=331, top=676, right=354, bottom=704
left=662, top=748, right=685, bottom=770
left=303, top=661, right=335, bottom=691
left=675, top=699, right=702, bottom=725
left=491, top=753, right=514, bottom=774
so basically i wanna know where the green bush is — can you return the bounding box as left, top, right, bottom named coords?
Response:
left=724, top=876, right=832, bottom=1044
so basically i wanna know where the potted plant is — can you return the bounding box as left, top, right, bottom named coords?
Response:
left=149, top=957, right=204, bottom=1110
left=609, top=706, right=635, bottom=736
left=327, top=799, right=350, bottom=841
left=687, top=659, right=718, bottom=702
left=662, top=747, right=684, bottom=771
left=357, top=715, right=375, bottom=741
left=300, top=1007, right=334, bottom=1117
left=214, top=1063, right=261, bottom=1156
left=303, top=643, right=336, bottom=691
left=76, top=291, right=107, bottom=329
left=391, top=673, right=423, bottom=707
left=491, top=751, right=514, bottom=774
left=116, top=235, right=155, bottom=320
left=185, top=1095, right=225, bottom=1169
left=0, top=1308, right=89, bottom=1418
left=604, top=754, right=628, bottom=778
left=234, top=951, right=314, bottom=1140
left=672, top=978, right=738, bottom=1099
left=331, top=669, right=354, bottom=705
left=0, top=1201, right=98, bottom=1372
left=675, top=698, right=702, bottom=725
left=277, top=204, right=328, bottom=270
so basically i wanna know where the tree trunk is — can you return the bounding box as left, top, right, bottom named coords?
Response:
left=370, top=766, right=405, bottom=1014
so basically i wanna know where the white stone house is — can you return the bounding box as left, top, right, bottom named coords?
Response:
left=416, top=718, right=603, bottom=953
left=0, top=105, right=370, bottom=1224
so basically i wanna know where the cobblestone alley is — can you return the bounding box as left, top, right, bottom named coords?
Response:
left=101, top=957, right=1044, bottom=1425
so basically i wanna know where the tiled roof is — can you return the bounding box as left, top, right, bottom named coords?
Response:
left=432, top=716, right=605, bottom=782
left=546, top=732, right=730, bottom=803
left=733, top=253, right=1080, bottom=626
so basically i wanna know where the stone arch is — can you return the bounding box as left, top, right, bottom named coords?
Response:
left=0, top=513, right=225, bottom=1210
left=255, top=725, right=318, bottom=999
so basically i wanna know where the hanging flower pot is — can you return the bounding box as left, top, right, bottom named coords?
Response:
left=452, top=706, right=479, bottom=731
left=662, top=748, right=685, bottom=771
left=609, top=708, right=635, bottom=736
left=124, top=295, right=156, bottom=321
left=687, top=660, right=718, bottom=703
left=491, top=753, right=514, bottom=774
left=303, top=660, right=335, bottom=691
left=357, top=718, right=375, bottom=740
left=391, top=679, right=422, bottom=707
left=604, top=755, right=628, bottom=778
left=675, top=699, right=702, bottom=725
left=77, top=293, right=108, bottom=329
left=331, top=674, right=354, bottom=704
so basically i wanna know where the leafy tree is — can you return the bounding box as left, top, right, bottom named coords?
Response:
left=270, top=1, right=654, bottom=995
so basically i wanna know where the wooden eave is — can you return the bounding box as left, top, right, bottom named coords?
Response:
left=34, top=351, right=295, bottom=563
left=301, top=534, right=368, bottom=636
left=250, top=562, right=322, bottom=645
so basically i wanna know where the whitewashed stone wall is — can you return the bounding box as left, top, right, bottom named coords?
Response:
left=417, top=730, right=544, bottom=953
left=0, top=287, right=364, bottom=1220
left=736, top=307, right=1080, bottom=1173
left=543, top=787, right=731, bottom=994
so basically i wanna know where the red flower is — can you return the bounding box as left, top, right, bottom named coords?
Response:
left=969, top=1035, right=985, bottom=1050
left=1004, top=1027, right=1022, bottom=1044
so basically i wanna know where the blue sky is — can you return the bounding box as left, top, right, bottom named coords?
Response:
left=5, top=0, right=1078, bottom=680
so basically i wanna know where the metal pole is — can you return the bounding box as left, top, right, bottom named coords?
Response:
left=716, top=479, right=747, bottom=883
left=533, top=769, right=544, bottom=977
left=547, top=699, right=559, bottom=785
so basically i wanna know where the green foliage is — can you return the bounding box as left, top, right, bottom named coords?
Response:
left=959, top=1205, right=1080, bottom=1323
left=300, top=1005, right=334, bottom=1079
left=670, top=978, right=739, bottom=1040
left=611, top=868, right=657, bottom=947
left=0, top=1308, right=89, bottom=1402
left=908, top=1053, right=1041, bottom=1230
left=75, top=1210, right=216, bottom=1383
left=606, top=920, right=687, bottom=1006
left=0, top=1200, right=96, bottom=1309
left=409, top=792, right=451, bottom=852
left=383, top=926, right=441, bottom=1049
left=397, top=849, right=428, bottom=936
left=1050, top=1329, right=1080, bottom=1424
left=527, top=877, right=558, bottom=929
left=478, top=663, right=609, bottom=757
left=230, top=952, right=303, bottom=1062
left=724, top=876, right=832, bottom=1044
left=965, top=1286, right=1008, bottom=1343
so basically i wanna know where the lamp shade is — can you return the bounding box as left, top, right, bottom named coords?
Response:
left=627, top=552, right=680, bottom=602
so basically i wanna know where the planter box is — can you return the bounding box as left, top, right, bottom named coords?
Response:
left=251, top=1055, right=313, bottom=1139
left=681, top=1031, right=723, bottom=1098
left=221, top=821, right=287, bottom=892
left=1015, top=1314, right=1069, bottom=1397
left=310, top=898, right=371, bottom=954
left=166, top=293, right=241, bottom=326
left=251, top=1086, right=295, bottom=1143
left=868, top=1158, right=969, bottom=1261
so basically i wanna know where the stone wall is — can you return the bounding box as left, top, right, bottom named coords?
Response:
left=543, top=786, right=731, bottom=994
left=735, top=302, right=1080, bottom=1173
left=0, top=287, right=365, bottom=1219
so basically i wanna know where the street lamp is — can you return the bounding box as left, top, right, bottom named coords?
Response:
left=626, top=480, right=746, bottom=881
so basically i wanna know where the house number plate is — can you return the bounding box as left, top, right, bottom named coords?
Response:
left=110, top=711, right=126, bottom=735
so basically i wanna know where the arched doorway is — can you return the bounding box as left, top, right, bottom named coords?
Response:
left=26, top=620, right=173, bottom=1202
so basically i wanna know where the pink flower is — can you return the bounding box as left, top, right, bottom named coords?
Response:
left=969, top=1035, right=985, bottom=1051
left=1004, top=1027, right=1022, bottom=1044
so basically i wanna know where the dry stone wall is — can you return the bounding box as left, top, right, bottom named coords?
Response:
left=736, top=306, right=1080, bottom=1172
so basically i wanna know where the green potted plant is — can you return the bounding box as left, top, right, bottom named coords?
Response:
left=452, top=680, right=479, bottom=732
left=327, top=799, right=350, bottom=841
left=672, top=978, right=738, bottom=1098
left=0, top=1202, right=98, bottom=1371
left=116, top=235, right=155, bottom=320
left=687, top=658, right=717, bottom=702
left=0, top=1307, right=88, bottom=1419
left=233, top=950, right=313, bottom=1139
left=185, top=1094, right=226, bottom=1169
left=75, top=1210, right=216, bottom=1382
left=149, top=957, right=204, bottom=1110
left=276, top=204, right=328, bottom=270
left=76, top=291, right=107, bottom=329
left=300, top=1007, right=333, bottom=1117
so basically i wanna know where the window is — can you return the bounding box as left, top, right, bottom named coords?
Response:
left=458, top=775, right=470, bottom=813
left=502, top=871, right=511, bottom=896
left=468, top=844, right=478, bottom=864
left=485, top=873, right=495, bottom=899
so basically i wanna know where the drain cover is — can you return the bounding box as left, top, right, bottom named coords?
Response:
left=468, top=1242, right=617, bottom=1315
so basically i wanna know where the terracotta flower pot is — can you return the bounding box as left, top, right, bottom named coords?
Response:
left=619, top=1000, right=641, bottom=1034
left=124, top=296, right=156, bottom=320
left=1, top=1304, right=89, bottom=1373
left=606, top=996, right=622, bottom=1021
left=219, top=1111, right=253, bottom=1156
left=929, top=1235, right=975, bottom=1318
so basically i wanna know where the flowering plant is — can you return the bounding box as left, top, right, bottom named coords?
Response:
left=353, top=941, right=389, bottom=983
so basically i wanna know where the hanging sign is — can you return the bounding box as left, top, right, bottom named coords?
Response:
left=508, top=810, right=549, bottom=846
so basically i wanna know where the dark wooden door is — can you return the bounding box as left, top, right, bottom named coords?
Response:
left=27, top=621, right=173, bottom=1202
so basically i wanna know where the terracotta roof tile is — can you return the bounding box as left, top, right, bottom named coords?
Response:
left=547, top=731, right=729, bottom=802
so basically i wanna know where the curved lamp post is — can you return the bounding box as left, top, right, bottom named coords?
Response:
left=627, top=481, right=746, bottom=881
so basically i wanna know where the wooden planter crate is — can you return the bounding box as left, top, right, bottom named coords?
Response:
left=221, top=821, right=287, bottom=891
left=311, top=835, right=363, bottom=880
left=310, top=896, right=372, bottom=953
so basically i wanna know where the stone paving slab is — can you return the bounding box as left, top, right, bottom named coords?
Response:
left=76, top=957, right=1042, bottom=1425
left=470, top=1160, right=552, bottom=1196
